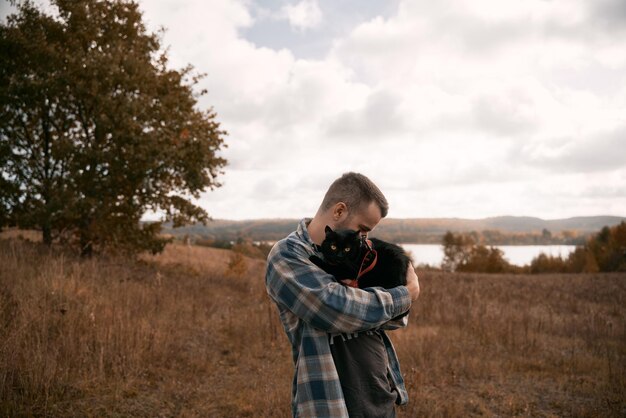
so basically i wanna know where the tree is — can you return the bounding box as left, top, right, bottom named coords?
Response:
left=0, top=136, right=16, bottom=231
left=529, top=253, right=567, bottom=274
left=566, top=247, right=598, bottom=273
left=0, top=0, right=227, bottom=255
left=441, top=231, right=475, bottom=272
left=460, top=245, right=511, bottom=273
left=528, top=222, right=626, bottom=273
left=587, top=222, right=626, bottom=272
left=442, top=230, right=515, bottom=273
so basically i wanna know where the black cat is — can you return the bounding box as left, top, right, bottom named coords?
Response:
left=309, top=225, right=412, bottom=290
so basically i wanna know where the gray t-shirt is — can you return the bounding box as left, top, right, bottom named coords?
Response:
left=329, top=330, right=398, bottom=418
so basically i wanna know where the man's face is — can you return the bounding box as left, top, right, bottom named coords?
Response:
left=334, top=200, right=382, bottom=238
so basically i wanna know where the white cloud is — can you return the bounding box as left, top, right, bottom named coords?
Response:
left=519, top=123, right=626, bottom=173
left=7, top=0, right=622, bottom=221
left=281, top=0, right=323, bottom=31
left=132, top=0, right=626, bottom=219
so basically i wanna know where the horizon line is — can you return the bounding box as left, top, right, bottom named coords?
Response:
left=143, top=214, right=626, bottom=223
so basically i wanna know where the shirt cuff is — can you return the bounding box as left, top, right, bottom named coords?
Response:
left=387, top=285, right=412, bottom=317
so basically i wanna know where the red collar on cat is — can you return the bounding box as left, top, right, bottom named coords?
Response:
left=344, top=239, right=378, bottom=288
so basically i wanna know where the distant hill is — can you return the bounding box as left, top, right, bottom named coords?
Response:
left=160, top=215, right=626, bottom=245
left=162, top=219, right=299, bottom=242
left=374, top=216, right=626, bottom=236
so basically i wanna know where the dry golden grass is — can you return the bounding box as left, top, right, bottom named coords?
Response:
left=0, top=239, right=624, bottom=417
left=0, top=240, right=290, bottom=417
left=0, top=228, right=41, bottom=242
left=140, top=241, right=239, bottom=277
left=395, top=271, right=625, bottom=417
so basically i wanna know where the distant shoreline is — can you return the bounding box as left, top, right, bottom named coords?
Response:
left=159, top=215, right=625, bottom=246
left=401, top=243, right=578, bottom=267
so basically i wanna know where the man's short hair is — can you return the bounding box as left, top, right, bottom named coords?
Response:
left=320, top=172, right=389, bottom=218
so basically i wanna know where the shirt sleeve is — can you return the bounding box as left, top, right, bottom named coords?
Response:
left=378, top=313, right=409, bottom=331
left=265, top=239, right=412, bottom=334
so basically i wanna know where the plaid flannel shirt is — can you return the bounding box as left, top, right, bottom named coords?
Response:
left=265, top=218, right=412, bottom=417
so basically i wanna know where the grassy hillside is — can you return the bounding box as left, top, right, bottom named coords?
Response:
left=1, top=239, right=624, bottom=416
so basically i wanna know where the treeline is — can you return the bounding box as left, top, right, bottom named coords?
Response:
left=442, top=222, right=626, bottom=274
left=396, top=228, right=587, bottom=246
left=371, top=216, right=621, bottom=244
left=164, top=218, right=613, bottom=246
left=529, top=223, right=626, bottom=273
left=164, top=219, right=298, bottom=243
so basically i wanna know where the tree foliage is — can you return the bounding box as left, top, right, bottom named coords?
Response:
left=441, top=231, right=475, bottom=272
left=442, top=222, right=626, bottom=274
left=0, top=0, right=227, bottom=255
left=529, top=223, right=626, bottom=273
left=442, top=231, right=515, bottom=273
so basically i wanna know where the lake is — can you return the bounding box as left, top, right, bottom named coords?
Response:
left=400, top=244, right=577, bottom=267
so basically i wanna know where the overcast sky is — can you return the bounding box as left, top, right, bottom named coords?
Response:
left=4, top=0, right=626, bottom=220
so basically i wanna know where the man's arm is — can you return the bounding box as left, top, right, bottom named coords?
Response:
left=379, top=314, right=409, bottom=331
left=405, top=262, right=420, bottom=300
left=265, top=240, right=412, bottom=334
left=377, top=263, right=421, bottom=331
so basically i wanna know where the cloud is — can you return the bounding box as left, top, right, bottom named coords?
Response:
left=585, top=0, right=626, bottom=33
left=324, top=89, right=407, bottom=138
left=4, top=0, right=623, bottom=220
left=281, top=0, right=323, bottom=31
left=519, top=124, right=626, bottom=173
left=80, top=1, right=626, bottom=218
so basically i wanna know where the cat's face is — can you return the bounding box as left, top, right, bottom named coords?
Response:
left=320, top=225, right=363, bottom=266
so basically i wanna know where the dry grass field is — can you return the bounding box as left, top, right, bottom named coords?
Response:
left=0, top=237, right=624, bottom=417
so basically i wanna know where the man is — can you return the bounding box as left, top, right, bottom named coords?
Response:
left=265, top=172, right=420, bottom=417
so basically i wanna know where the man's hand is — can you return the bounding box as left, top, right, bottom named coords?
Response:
left=405, top=262, right=420, bottom=301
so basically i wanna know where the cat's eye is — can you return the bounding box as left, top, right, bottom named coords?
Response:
left=330, top=244, right=337, bottom=251
left=344, top=247, right=351, bottom=252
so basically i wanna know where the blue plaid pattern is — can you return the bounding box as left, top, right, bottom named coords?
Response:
left=265, top=218, right=412, bottom=417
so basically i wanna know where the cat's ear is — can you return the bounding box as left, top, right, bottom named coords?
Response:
left=325, top=225, right=333, bottom=235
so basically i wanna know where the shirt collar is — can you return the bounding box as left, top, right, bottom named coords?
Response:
left=297, top=218, right=322, bottom=252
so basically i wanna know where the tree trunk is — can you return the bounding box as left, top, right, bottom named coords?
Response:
left=79, top=217, right=93, bottom=257
left=80, top=231, right=93, bottom=257
left=41, top=102, right=53, bottom=247
left=42, top=223, right=52, bottom=246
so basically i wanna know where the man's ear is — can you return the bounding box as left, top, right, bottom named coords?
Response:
left=333, top=202, right=347, bottom=220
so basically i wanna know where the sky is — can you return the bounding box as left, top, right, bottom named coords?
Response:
left=3, top=0, right=626, bottom=220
